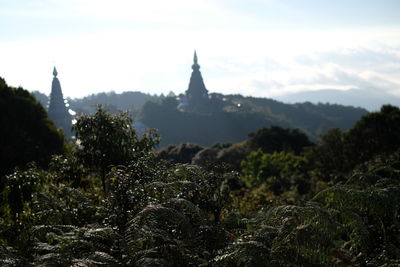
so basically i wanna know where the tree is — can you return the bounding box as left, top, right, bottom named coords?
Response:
left=247, top=126, right=313, bottom=155
left=156, top=143, right=204, bottom=164
left=0, top=77, right=64, bottom=178
left=306, top=105, right=400, bottom=181
left=241, top=150, right=306, bottom=191
left=345, top=105, right=400, bottom=166
left=73, top=106, right=159, bottom=193
left=304, top=128, right=347, bottom=181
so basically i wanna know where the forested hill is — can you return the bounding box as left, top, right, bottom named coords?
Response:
left=33, top=90, right=368, bottom=147
left=140, top=93, right=367, bottom=147
left=32, top=90, right=157, bottom=115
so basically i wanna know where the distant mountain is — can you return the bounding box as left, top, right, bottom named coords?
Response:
left=32, top=90, right=157, bottom=115
left=68, top=91, right=158, bottom=115
left=32, top=90, right=370, bottom=147
left=275, top=88, right=400, bottom=111
left=32, top=91, right=49, bottom=108
left=140, top=94, right=368, bottom=147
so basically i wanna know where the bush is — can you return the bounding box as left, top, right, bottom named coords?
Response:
left=241, top=150, right=306, bottom=190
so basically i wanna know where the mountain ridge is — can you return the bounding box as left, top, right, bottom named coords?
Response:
left=275, top=88, right=400, bottom=111
left=32, top=90, right=369, bottom=147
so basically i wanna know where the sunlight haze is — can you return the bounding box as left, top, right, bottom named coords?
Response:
left=1, top=0, right=399, bottom=106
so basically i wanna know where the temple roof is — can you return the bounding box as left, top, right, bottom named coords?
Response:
left=186, top=50, right=208, bottom=106
left=48, top=66, right=72, bottom=137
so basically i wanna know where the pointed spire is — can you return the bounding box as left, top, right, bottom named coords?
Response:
left=186, top=50, right=208, bottom=107
left=48, top=67, right=72, bottom=137
left=192, top=50, right=200, bottom=71
left=194, top=50, right=198, bottom=65
left=53, top=66, right=58, bottom=77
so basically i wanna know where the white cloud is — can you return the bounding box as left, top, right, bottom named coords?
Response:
left=1, top=0, right=400, bottom=114
left=1, top=23, right=400, bottom=99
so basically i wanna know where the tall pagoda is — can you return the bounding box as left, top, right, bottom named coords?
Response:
left=48, top=67, right=72, bottom=137
left=185, top=51, right=209, bottom=107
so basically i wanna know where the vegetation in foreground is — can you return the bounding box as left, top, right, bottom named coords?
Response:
left=1, top=80, right=400, bottom=266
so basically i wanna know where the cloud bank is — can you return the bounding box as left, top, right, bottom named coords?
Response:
left=0, top=0, right=399, bottom=111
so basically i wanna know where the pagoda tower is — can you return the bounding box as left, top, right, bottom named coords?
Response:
left=48, top=67, right=72, bottom=137
left=185, top=51, right=209, bottom=107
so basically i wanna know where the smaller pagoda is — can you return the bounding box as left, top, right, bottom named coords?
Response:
left=48, top=67, right=72, bottom=137
left=185, top=51, right=209, bottom=108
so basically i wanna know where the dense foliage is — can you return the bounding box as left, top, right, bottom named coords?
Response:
left=140, top=94, right=367, bottom=146
left=0, top=77, right=64, bottom=181
left=162, top=126, right=312, bottom=172
left=247, top=126, right=313, bottom=154
left=156, top=143, right=204, bottom=164
left=1, top=102, right=399, bottom=266
left=307, top=105, right=400, bottom=181
left=34, top=90, right=367, bottom=147
left=73, top=106, right=159, bottom=193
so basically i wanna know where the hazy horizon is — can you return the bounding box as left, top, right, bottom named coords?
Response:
left=1, top=0, right=400, bottom=106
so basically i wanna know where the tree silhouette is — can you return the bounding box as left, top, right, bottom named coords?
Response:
left=73, top=105, right=159, bottom=193
left=248, top=126, right=313, bottom=154
left=0, top=77, right=64, bottom=178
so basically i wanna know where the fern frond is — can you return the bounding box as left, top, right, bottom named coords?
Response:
left=260, top=204, right=339, bottom=265
left=146, top=181, right=199, bottom=201
left=35, top=252, right=65, bottom=266
left=31, top=225, right=77, bottom=242
left=125, top=204, right=193, bottom=250
left=86, top=251, right=120, bottom=266
left=164, top=198, right=205, bottom=225
left=0, top=245, right=24, bottom=266
left=212, top=240, right=269, bottom=267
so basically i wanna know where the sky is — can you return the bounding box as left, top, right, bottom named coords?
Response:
left=1, top=0, right=400, bottom=106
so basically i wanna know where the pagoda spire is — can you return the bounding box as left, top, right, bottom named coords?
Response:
left=186, top=50, right=208, bottom=108
left=192, top=50, right=200, bottom=71
left=194, top=50, right=198, bottom=64
left=48, top=67, right=72, bottom=137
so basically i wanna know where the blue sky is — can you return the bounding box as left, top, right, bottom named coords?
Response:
left=0, top=0, right=400, bottom=104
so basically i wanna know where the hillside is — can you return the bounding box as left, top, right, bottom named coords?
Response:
left=32, top=90, right=156, bottom=114
left=140, top=93, right=367, bottom=147
left=276, top=88, right=400, bottom=111
left=32, top=90, right=368, bottom=147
